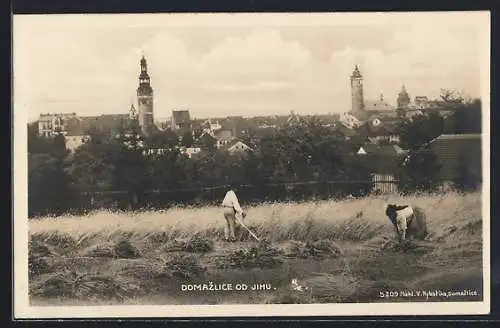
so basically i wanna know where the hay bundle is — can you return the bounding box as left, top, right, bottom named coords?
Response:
left=380, top=238, right=435, bottom=254
left=308, top=240, right=344, bottom=257
left=28, top=255, right=50, bottom=278
left=114, top=240, right=141, bottom=259
left=30, top=271, right=141, bottom=301
left=164, top=254, right=206, bottom=278
left=145, top=231, right=172, bottom=247
left=75, top=274, right=140, bottom=301
left=29, top=272, right=76, bottom=298
left=38, top=232, right=77, bottom=254
left=278, top=239, right=343, bottom=259
left=183, top=236, right=214, bottom=253
left=81, top=240, right=141, bottom=259
left=217, top=241, right=283, bottom=269
left=163, top=236, right=214, bottom=253
left=29, top=239, right=54, bottom=257
left=162, top=239, right=185, bottom=252
left=81, top=242, right=116, bottom=258
left=121, top=260, right=167, bottom=281
left=28, top=239, right=55, bottom=278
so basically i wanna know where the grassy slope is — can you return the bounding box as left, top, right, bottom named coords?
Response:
left=28, top=191, right=483, bottom=305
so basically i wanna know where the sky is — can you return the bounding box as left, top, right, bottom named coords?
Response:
left=13, top=12, right=488, bottom=121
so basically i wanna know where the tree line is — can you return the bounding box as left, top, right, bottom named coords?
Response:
left=27, top=91, right=482, bottom=217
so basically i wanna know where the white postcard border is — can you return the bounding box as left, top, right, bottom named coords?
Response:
left=13, top=11, right=491, bottom=319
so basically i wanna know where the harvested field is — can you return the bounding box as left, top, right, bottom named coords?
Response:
left=28, top=191, right=484, bottom=305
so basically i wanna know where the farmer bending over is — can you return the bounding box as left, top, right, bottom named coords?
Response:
left=221, top=183, right=246, bottom=242
left=385, top=203, right=428, bottom=242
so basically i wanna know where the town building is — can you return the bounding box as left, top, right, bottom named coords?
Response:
left=365, top=94, right=395, bottom=112
left=37, top=113, right=79, bottom=137
left=427, top=134, right=482, bottom=186
left=342, top=66, right=403, bottom=128
left=181, top=147, right=202, bottom=159
left=171, top=110, right=192, bottom=132
left=414, top=96, right=430, bottom=109
left=214, top=129, right=236, bottom=148
left=355, top=144, right=408, bottom=193
left=396, top=85, right=411, bottom=109
left=201, top=119, right=222, bottom=135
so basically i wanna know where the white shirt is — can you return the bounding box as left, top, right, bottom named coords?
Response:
left=222, top=190, right=243, bottom=213
left=395, top=206, right=414, bottom=238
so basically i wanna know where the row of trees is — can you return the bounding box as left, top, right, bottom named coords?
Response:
left=28, top=91, right=482, bottom=216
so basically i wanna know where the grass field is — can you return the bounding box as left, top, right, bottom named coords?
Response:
left=28, top=191, right=483, bottom=305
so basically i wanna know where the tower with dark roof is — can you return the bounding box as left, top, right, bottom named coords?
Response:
left=136, top=56, right=154, bottom=136
left=350, top=65, right=365, bottom=113
left=397, top=85, right=411, bottom=109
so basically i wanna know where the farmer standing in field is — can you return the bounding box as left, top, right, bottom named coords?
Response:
left=221, top=183, right=246, bottom=242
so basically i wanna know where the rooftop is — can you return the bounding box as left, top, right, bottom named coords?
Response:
left=431, top=134, right=481, bottom=141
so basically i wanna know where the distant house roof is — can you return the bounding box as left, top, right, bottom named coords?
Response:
left=251, top=127, right=276, bottom=139
left=334, top=125, right=357, bottom=138
left=427, top=133, right=482, bottom=181
left=222, top=140, right=253, bottom=154
left=357, top=144, right=407, bottom=157
left=215, top=129, right=234, bottom=140
left=356, top=144, right=407, bottom=174
left=79, top=114, right=128, bottom=134
left=365, top=95, right=396, bottom=111
left=349, top=110, right=371, bottom=122
left=65, top=117, right=86, bottom=136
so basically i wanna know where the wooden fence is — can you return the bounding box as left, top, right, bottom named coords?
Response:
left=73, top=179, right=406, bottom=211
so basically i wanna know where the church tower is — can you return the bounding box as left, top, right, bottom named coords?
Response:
left=350, top=65, right=365, bottom=113
left=397, top=85, right=411, bottom=109
left=136, top=55, right=154, bottom=136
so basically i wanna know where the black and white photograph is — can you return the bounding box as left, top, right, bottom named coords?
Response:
left=13, top=12, right=490, bottom=318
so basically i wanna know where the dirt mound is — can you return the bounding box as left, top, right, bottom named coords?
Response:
left=279, top=239, right=343, bottom=259
left=163, top=236, right=214, bottom=253
left=216, top=240, right=283, bottom=269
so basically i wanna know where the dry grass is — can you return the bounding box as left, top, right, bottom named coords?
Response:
left=28, top=191, right=483, bottom=304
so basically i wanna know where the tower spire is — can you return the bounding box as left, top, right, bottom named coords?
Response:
left=136, top=55, right=154, bottom=136
left=351, top=64, right=363, bottom=79
left=350, top=64, right=364, bottom=113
